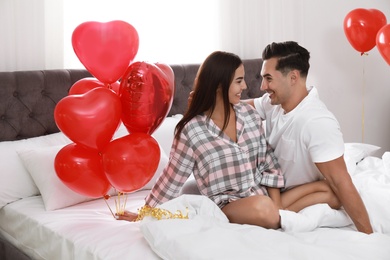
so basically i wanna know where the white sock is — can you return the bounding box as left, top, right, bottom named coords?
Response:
left=279, top=209, right=318, bottom=232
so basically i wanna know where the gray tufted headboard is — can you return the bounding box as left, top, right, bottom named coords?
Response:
left=0, top=58, right=264, bottom=142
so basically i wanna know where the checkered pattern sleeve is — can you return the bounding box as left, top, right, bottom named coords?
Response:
left=145, top=131, right=194, bottom=207
left=258, top=141, right=284, bottom=188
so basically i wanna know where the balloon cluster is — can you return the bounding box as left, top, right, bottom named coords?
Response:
left=343, top=8, right=390, bottom=65
left=53, top=21, right=175, bottom=198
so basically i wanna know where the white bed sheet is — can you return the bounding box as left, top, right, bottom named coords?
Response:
left=0, top=190, right=159, bottom=260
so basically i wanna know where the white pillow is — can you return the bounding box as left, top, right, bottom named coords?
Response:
left=113, top=114, right=181, bottom=156
left=344, top=143, right=381, bottom=174
left=152, top=114, right=182, bottom=155
left=17, top=144, right=169, bottom=210
left=0, top=132, right=71, bottom=208
left=17, top=145, right=98, bottom=210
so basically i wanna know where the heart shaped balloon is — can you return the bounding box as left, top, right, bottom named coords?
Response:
left=54, top=87, right=122, bottom=151
left=72, top=20, right=139, bottom=84
left=69, top=77, right=120, bottom=95
left=343, top=8, right=387, bottom=53
left=376, top=24, right=390, bottom=66
left=55, top=143, right=112, bottom=198
left=119, top=61, right=175, bottom=135
left=102, top=133, right=161, bottom=193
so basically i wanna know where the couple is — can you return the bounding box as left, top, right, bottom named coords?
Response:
left=119, top=41, right=373, bottom=234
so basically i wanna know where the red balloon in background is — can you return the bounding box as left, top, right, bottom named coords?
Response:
left=102, top=133, right=160, bottom=193
left=69, top=77, right=120, bottom=95
left=343, top=8, right=387, bottom=53
left=376, top=24, right=390, bottom=66
left=72, top=20, right=139, bottom=84
left=54, top=87, right=122, bottom=151
left=120, top=62, right=175, bottom=135
left=55, top=143, right=112, bottom=198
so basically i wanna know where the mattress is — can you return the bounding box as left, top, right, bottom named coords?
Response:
left=0, top=190, right=159, bottom=260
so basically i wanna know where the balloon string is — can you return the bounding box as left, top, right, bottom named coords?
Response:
left=361, top=53, right=367, bottom=143
left=103, top=191, right=128, bottom=219
left=103, top=196, right=116, bottom=219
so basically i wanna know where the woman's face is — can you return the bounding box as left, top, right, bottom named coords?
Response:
left=228, top=64, right=247, bottom=105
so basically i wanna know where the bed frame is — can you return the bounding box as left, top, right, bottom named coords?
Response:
left=0, top=59, right=263, bottom=142
left=0, top=58, right=263, bottom=259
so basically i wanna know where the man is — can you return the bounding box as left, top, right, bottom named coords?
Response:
left=245, top=41, right=372, bottom=234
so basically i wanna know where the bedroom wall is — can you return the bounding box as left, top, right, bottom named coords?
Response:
left=1, top=0, right=390, bottom=154
left=217, top=0, right=390, bottom=155
left=289, top=1, right=390, bottom=156
left=311, top=2, right=390, bottom=156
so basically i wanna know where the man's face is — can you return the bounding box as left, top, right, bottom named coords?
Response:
left=260, top=58, right=291, bottom=107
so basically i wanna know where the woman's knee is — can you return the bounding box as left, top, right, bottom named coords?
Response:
left=252, top=196, right=280, bottom=229
left=222, top=196, right=280, bottom=229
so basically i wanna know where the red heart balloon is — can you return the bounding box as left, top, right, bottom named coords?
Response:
left=376, top=24, right=390, bottom=66
left=55, top=143, right=112, bottom=198
left=54, top=88, right=122, bottom=151
left=72, top=20, right=139, bottom=84
left=102, top=133, right=161, bottom=193
left=119, top=61, right=175, bottom=135
left=343, top=8, right=387, bottom=54
left=69, top=77, right=120, bottom=95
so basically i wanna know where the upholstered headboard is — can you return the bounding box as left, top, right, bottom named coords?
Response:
left=0, top=58, right=263, bottom=142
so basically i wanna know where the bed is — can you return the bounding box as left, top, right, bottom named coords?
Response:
left=1, top=59, right=390, bottom=260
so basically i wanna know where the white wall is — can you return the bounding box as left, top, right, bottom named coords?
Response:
left=218, top=0, right=390, bottom=155
left=302, top=1, right=390, bottom=156
left=62, top=0, right=222, bottom=66
left=1, top=0, right=390, bottom=154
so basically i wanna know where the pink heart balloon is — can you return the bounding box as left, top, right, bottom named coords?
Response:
left=72, top=20, right=139, bottom=84
left=54, top=88, right=122, bottom=151
left=119, top=62, right=175, bottom=135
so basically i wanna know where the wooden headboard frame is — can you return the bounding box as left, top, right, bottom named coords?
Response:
left=0, top=59, right=263, bottom=142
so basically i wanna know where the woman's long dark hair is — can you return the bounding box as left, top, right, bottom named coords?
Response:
left=174, top=51, right=242, bottom=139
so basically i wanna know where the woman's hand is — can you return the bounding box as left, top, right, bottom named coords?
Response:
left=116, top=210, right=138, bottom=222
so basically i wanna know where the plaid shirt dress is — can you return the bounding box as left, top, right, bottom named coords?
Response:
left=146, top=102, right=284, bottom=208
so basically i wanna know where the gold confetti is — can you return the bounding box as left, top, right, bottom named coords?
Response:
left=135, top=205, right=189, bottom=221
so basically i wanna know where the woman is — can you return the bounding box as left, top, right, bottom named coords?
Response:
left=119, top=51, right=284, bottom=229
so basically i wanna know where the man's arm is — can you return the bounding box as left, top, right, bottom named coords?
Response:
left=241, top=98, right=255, bottom=107
left=316, top=156, right=373, bottom=234
left=268, top=187, right=283, bottom=209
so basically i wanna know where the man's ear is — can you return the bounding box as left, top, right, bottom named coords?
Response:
left=289, top=70, right=300, bottom=85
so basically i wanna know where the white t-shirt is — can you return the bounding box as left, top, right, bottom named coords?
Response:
left=254, top=86, right=344, bottom=190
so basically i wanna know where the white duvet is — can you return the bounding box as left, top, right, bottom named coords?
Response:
left=141, top=154, right=390, bottom=260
